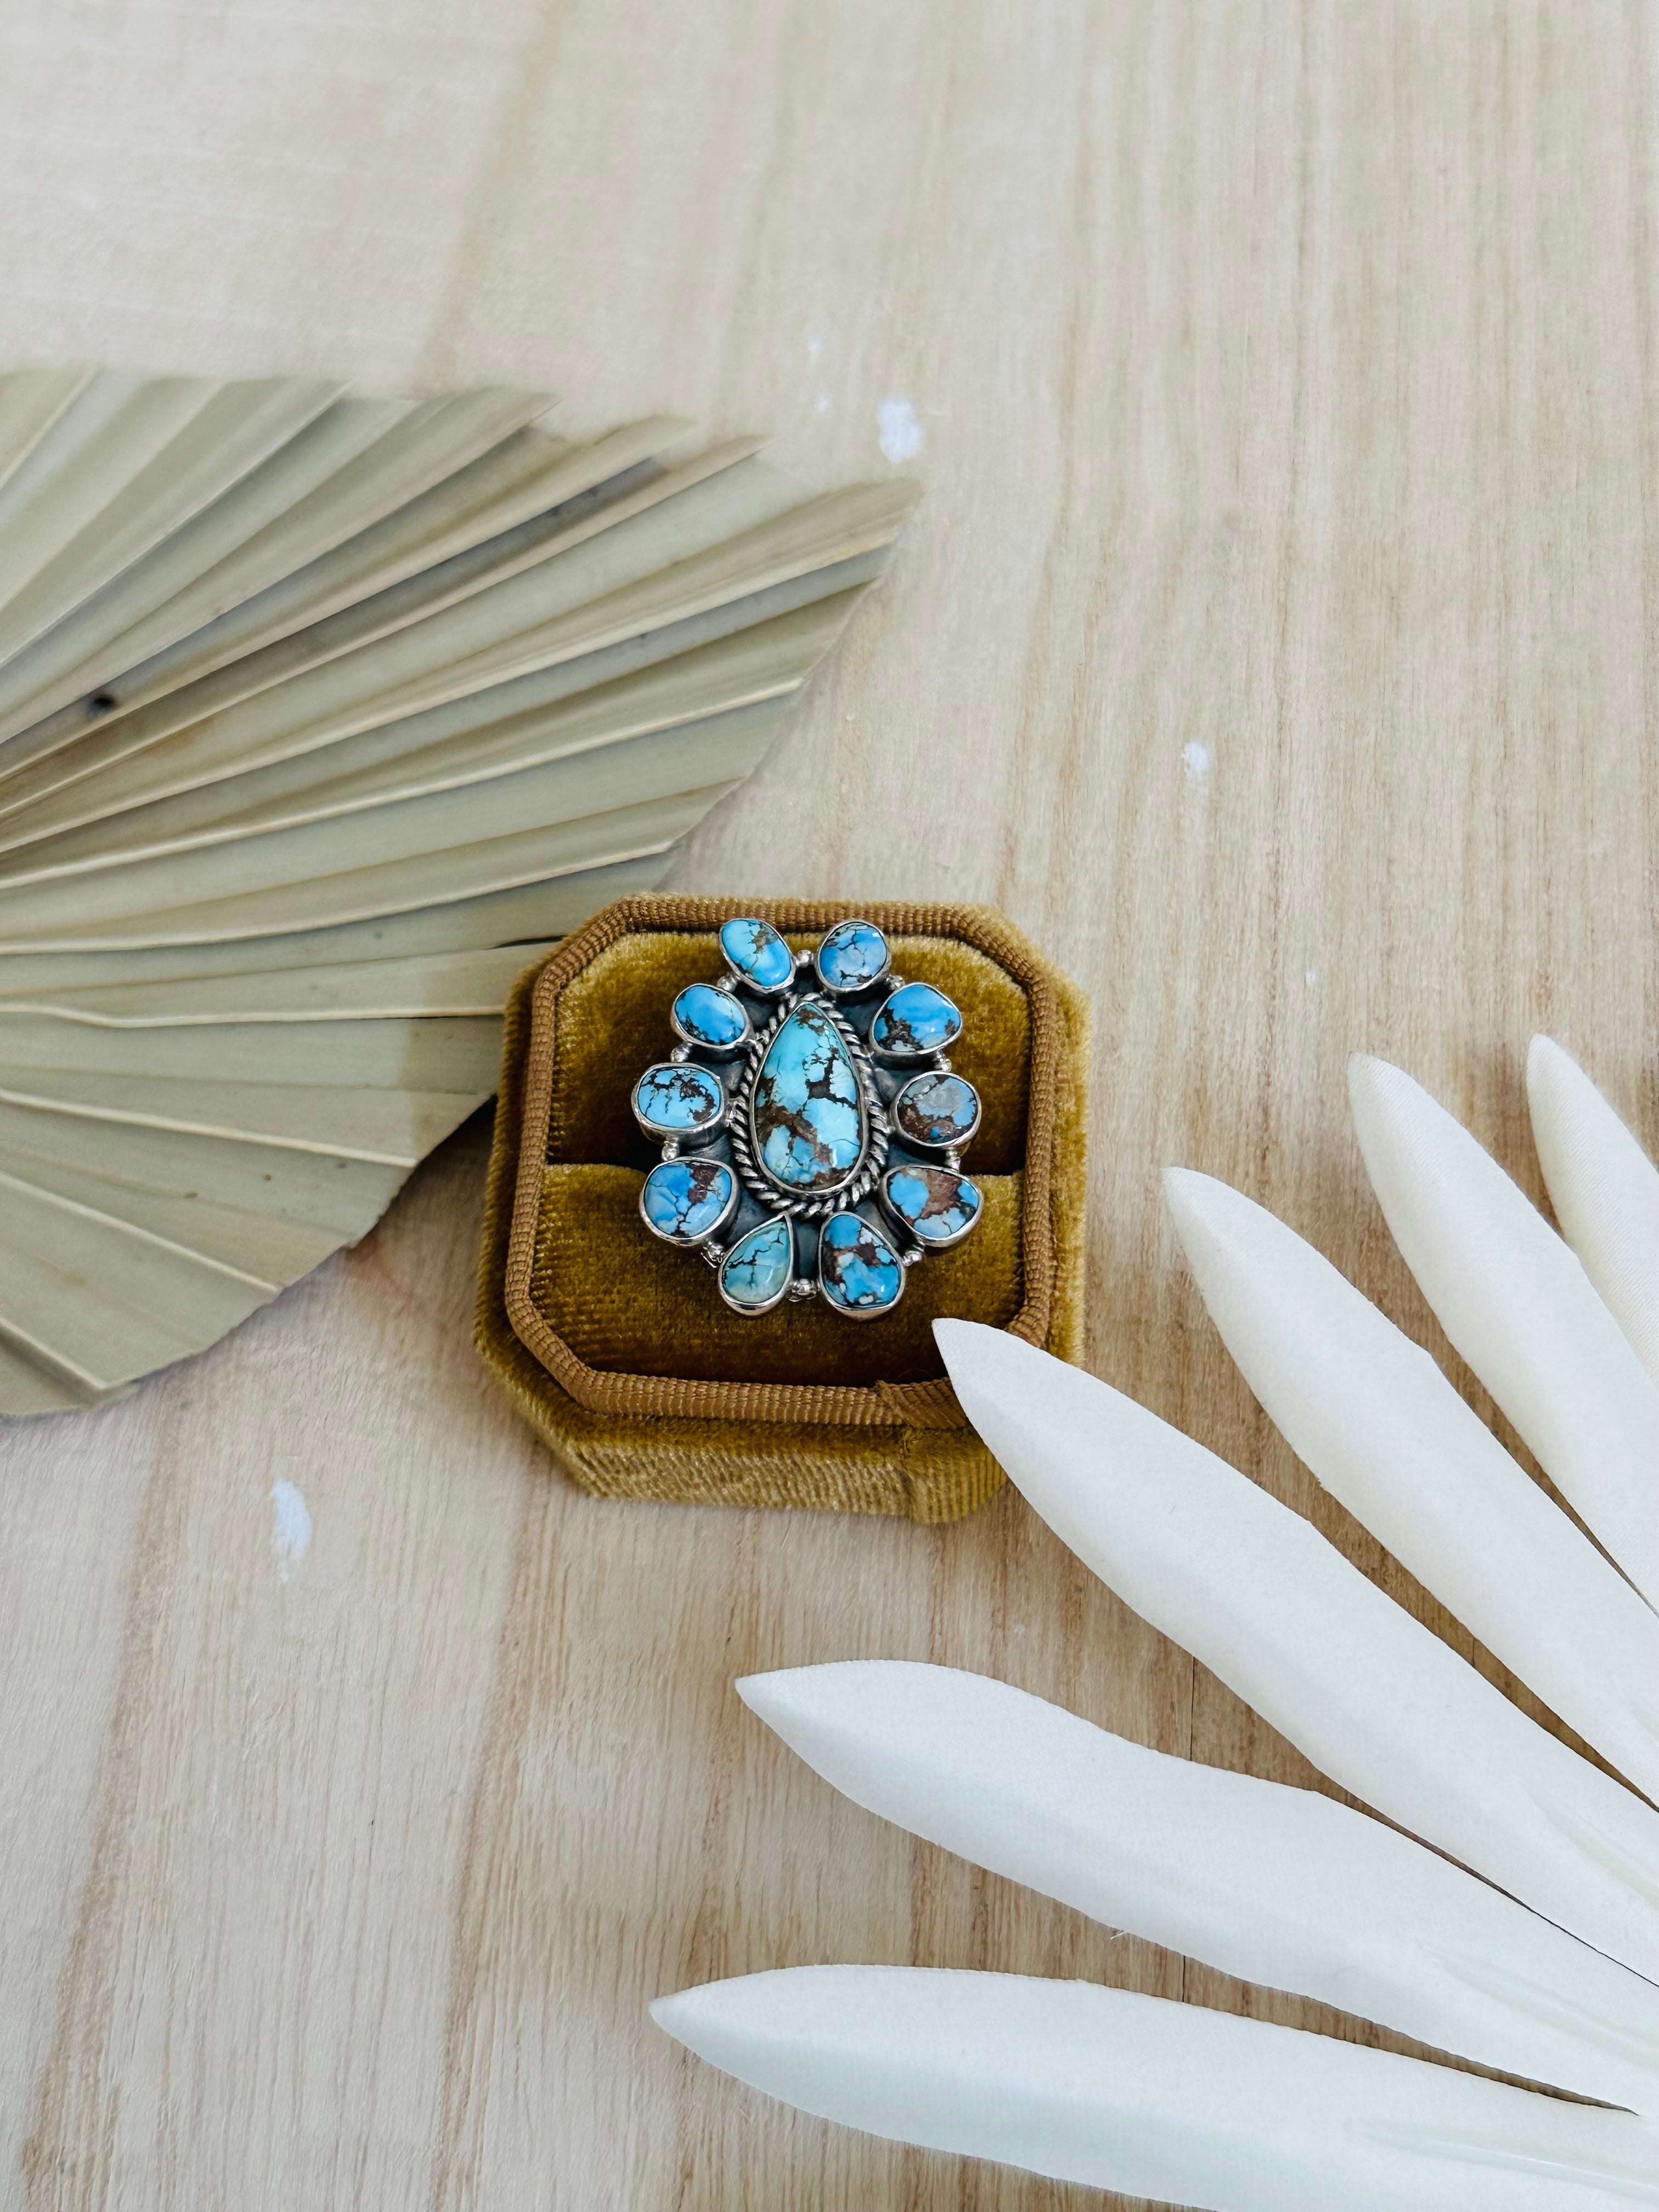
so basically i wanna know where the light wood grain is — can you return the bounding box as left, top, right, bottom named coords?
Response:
left=1, top=3, right=1655, bottom=2208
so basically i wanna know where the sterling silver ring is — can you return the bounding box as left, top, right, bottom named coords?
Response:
left=630, top=917, right=984, bottom=1318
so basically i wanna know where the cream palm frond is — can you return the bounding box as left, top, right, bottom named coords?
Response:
left=0, top=366, right=913, bottom=1414
left=653, top=1039, right=1659, bottom=2212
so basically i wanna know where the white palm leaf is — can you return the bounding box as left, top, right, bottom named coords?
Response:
left=1348, top=1054, right=1658, bottom=1602
left=0, top=365, right=915, bottom=1417
left=1161, top=1164, right=1659, bottom=1796
left=654, top=1042, right=1659, bottom=2211
left=1526, top=1036, right=1659, bottom=1388
left=736, top=1662, right=1659, bottom=2116
left=654, top=1969, right=1659, bottom=2212
left=935, top=1319, right=1655, bottom=1974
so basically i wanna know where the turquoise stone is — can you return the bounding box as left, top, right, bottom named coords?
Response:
left=719, top=1216, right=794, bottom=1311
left=720, top=916, right=796, bottom=994
left=894, top=1071, right=980, bottom=1150
left=673, top=981, right=749, bottom=1053
left=818, top=1209, right=904, bottom=1314
left=633, top=1060, right=725, bottom=1137
left=815, top=918, right=890, bottom=994
left=882, top=1164, right=982, bottom=1246
left=751, top=1003, right=865, bottom=1193
left=870, top=981, right=962, bottom=1059
left=641, top=1156, right=735, bottom=1243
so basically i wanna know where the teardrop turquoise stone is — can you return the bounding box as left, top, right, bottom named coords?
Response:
left=720, top=1216, right=794, bottom=1310
left=870, top=981, right=962, bottom=1059
left=751, top=1003, right=865, bottom=1192
left=818, top=1210, right=904, bottom=1314
left=719, top=916, right=796, bottom=993
left=882, top=1163, right=982, bottom=1245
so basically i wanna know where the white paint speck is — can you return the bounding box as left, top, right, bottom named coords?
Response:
left=1305, top=966, right=1320, bottom=989
left=1182, top=741, right=1211, bottom=783
left=877, top=396, right=924, bottom=464
left=270, top=1480, right=312, bottom=1581
left=807, top=334, right=823, bottom=363
left=815, top=391, right=831, bottom=415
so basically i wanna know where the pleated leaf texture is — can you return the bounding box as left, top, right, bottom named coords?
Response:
left=0, top=365, right=917, bottom=1416
left=654, top=1042, right=1659, bottom=2212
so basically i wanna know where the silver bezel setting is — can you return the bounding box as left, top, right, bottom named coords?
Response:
left=890, top=1069, right=982, bottom=1153
left=813, top=916, right=894, bottom=999
left=638, top=1157, right=740, bottom=1248
left=877, top=1164, right=984, bottom=1252
left=816, top=1213, right=907, bottom=1319
left=716, top=1218, right=798, bottom=1316
left=717, top=917, right=799, bottom=1000
left=669, top=983, right=751, bottom=1058
left=868, top=980, right=964, bottom=1063
left=730, top=994, right=891, bottom=1218
left=631, top=1060, right=729, bottom=1146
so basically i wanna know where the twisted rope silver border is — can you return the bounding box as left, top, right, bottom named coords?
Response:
left=727, top=992, right=890, bottom=1221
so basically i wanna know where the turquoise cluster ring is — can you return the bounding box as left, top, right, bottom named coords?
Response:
left=631, top=917, right=984, bottom=1318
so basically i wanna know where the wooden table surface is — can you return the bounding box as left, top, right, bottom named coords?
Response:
left=1, top=4, right=1655, bottom=2207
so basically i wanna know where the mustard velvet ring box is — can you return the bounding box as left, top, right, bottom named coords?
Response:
left=476, top=896, right=1090, bottom=1521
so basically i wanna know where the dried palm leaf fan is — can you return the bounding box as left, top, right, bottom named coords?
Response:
left=0, top=366, right=917, bottom=1416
